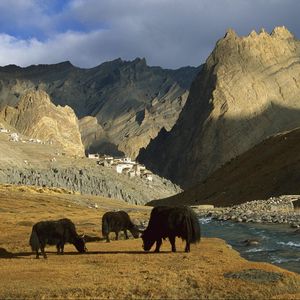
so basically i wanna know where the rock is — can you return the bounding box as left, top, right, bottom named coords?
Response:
left=0, top=59, right=200, bottom=159
left=0, top=166, right=181, bottom=205
left=242, top=239, right=260, bottom=246
left=139, top=26, right=300, bottom=189
left=0, top=90, right=84, bottom=157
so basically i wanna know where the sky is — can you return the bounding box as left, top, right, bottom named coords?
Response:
left=0, top=0, right=299, bottom=69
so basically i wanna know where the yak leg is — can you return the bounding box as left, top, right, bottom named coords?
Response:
left=154, top=238, right=162, bottom=252
left=124, top=230, right=129, bottom=239
left=115, top=231, right=119, bottom=240
left=105, top=234, right=110, bottom=243
left=35, top=249, right=39, bottom=259
left=169, top=236, right=176, bottom=252
left=56, top=241, right=64, bottom=254
left=185, top=241, right=190, bottom=253
left=41, top=245, right=47, bottom=259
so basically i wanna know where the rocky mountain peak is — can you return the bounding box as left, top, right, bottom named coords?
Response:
left=223, top=28, right=238, bottom=39
left=0, top=90, right=84, bottom=157
left=17, top=90, right=51, bottom=111
left=139, top=26, right=300, bottom=188
left=0, top=59, right=200, bottom=159
left=271, top=26, right=294, bottom=39
left=207, top=26, right=298, bottom=78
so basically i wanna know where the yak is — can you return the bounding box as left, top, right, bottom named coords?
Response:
left=141, top=206, right=201, bottom=253
left=102, top=211, right=140, bottom=242
left=29, top=218, right=86, bottom=259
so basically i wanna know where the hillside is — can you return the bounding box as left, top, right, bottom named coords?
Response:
left=1, top=184, right=300, bottom=299
left=139, top=26, right=300, bottom=188
left=147, top=127, right=300, bottom=207
left=0, top=124, right=180, bottom=204
left=0, top=90, right=84, bottom=157
left=0, top=59, right=200, bottom=158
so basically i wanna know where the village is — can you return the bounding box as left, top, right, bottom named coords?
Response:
left=1, top=125, right=154, bottom=182
left=88, top=153, right=153, bottom=181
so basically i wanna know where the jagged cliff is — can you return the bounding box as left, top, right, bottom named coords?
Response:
left=0, top=59, right=200, bottom=158
left=0, top=90, right=85, bottom=156
left=139, top=26, right=300, bottom=188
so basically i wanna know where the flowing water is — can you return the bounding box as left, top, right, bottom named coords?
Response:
left=199, top=217, right=300, bottom=274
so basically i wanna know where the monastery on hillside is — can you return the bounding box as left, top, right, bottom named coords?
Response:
left=88, top=154, right=153, bottom=181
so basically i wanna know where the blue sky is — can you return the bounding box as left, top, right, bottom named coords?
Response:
left=0, top=0, right=299, bottom=68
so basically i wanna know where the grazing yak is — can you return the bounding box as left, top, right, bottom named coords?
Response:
left=102, top=211, right=140, bottom=242
left=141, top=206, right=201, bottom=253
left=29, top=218, right=86, bottom=259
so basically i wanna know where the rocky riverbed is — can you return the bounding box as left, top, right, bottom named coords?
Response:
left=193, top=196, right=300, bottom=227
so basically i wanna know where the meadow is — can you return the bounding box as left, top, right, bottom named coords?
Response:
left=1, top=184, right=300, bottom=299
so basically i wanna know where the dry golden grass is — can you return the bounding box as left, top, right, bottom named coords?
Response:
left=1, top=184, right=300, bottom=299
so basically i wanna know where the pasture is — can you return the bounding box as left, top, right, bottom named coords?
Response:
left=1, top=184, right=300, bottom=299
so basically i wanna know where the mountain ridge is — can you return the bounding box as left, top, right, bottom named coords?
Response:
left=0, top=58, right=201, bottom=158
left=138, top=26, right=300, bottom=188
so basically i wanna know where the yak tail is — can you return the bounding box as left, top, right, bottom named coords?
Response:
left=29, top=226, right=40, bottom=251
left=102, top=218, right=109, bottom=237
left=185, top=208, right=201, bottom=244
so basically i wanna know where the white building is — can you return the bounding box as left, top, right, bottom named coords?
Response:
left=143, top=172, right=153, bottom=181
left=10, top=133, right=19, bottom=142
left=88, top=153, right=100, bottom=159
left=0, top=128, right=9, bottom=133
left=116, top=163, right=134, bottom=174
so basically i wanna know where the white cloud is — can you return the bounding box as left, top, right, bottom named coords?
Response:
left=0, top=0, right=299, bottom=68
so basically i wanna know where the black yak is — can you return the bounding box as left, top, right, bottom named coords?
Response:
left=141, top=206, right=201, bottom=253
left=102, top=211, right=140, bottom=242
left=29, top=218, right=86, bottom=259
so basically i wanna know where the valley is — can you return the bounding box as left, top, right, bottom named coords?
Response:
left=1, top=185, right=300, bottom=299
left=1, top=23, right=300, bottom=299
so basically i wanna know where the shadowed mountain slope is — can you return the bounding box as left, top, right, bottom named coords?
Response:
left=0, top=58, right=200, bottom=158
left=147, top=125, right=300, bottom=207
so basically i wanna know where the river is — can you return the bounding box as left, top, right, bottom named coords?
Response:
left=200, top=217, right=300, bottom=274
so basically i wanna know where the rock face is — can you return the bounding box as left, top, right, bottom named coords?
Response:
left=0, top=167, right=181, bottom=205
left=139, top=26, right=300, bottom=188
left=0, top=59, right=200, bottom=158
left=78, top=116, right=108, bottom=155
left=0, top=90, right=84, bottom=156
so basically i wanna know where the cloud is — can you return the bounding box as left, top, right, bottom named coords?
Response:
left=0, top=0, right=299, bottom=68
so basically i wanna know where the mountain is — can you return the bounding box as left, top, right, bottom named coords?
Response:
left=0, top=58, right=200, bottom=158
left=138, top=26, right=300, bottom=188
left=0, top=90, right=84, bottom=157
left=147, top=127, right=300, bottom=207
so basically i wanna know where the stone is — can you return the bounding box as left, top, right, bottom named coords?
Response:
left=139, top=26, right=300, bottom=189
left=0, top=90, right=84, bottom=157
left=0, top=59, right=200, bottom=159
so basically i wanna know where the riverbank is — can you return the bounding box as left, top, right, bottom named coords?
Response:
left=1, top=185, right=300, bottom=299
left=193, top=196, right=300, bottom=227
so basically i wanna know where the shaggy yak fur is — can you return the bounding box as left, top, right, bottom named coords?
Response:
left=29, top=218, right=86, bottom=258
left=142, top=206, right=201, bottom=253
left=102, top=211, right=140, bottom=242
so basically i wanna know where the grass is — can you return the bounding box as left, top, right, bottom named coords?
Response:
left=1, top=184, right=300, bottom=299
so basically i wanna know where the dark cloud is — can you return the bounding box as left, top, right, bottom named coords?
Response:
left=0, top=0, right=299, bottom=68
